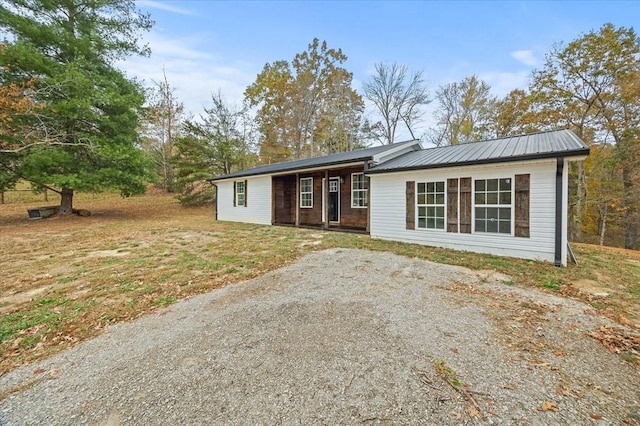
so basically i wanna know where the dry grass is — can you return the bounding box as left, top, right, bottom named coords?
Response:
left=1, top=191, right=639, bottom=375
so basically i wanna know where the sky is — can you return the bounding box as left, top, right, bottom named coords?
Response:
left=121, top=1, right=638, bottom=140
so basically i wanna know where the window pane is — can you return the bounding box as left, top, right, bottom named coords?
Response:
left=426, top=194, right=434, bottom=204
left=499, top=208, right=510, bottom=220
left=417, top=183, right=425, bottom=193
left=487, top=179, right=498, bottom=191
left=427, top=218, right=435, bottom=228
left=499, top=192, right=511, bottom=205
left=436, top=206, right=444, bottom=218
left=435, top=194, right=444, bottom=204
left=487, top=192, right=498, bottom=204
left=418, top=217, right=426, bottom=228
left=487, top=220, right=498, bottom=233
left=487, top=207, right=498, bottom=220
left=418, top=206, right=426, bottom=217
left=475, top=193, right=485, bottom=204
left=499, top=221, right=511, bottom=234
left=475, top=219, right=485, bottom=232
left=426, top=206, right=434, bottom=217
left=436, top=218, right=444, bottom=229
left=436, top=181, right=444, bottom=192
left=475, top=180, right=485, bottom=191
left=426, top=182, right=434, bottom=192
left=417, top=193, right=425, bottom=205
left=500, top=178, right=511, bottom=191
left=475, top=207, right=485, bottom=219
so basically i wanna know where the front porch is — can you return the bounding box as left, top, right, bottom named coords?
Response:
left=271, top=165, right=369, bottom=232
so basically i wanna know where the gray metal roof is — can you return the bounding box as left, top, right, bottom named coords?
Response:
left=368, top=129, right=590, bottom=174
left=209, top=139, right=420, bottom=181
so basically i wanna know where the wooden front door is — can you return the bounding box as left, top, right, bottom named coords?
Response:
left=329, top=177, right=340, bottom=222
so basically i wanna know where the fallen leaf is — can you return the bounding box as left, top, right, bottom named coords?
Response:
left=467, top=406, right=481, bottom=418
left=33, top=368, right=45, bottom=374
left=541, top=401, right=559, bottom=412
left=589, top=413, right=603, bottom=420
left=554, top=350, right=566, bottom=356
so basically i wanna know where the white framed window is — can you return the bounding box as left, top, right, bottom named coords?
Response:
left=417, top=181, right=445, bottom=229
left=235, top=181, right=245, bottom=207
left=474, top=178, right=512, bottom=234
left=300, top=177, right=313, bottom=208
left=351, top=173, right=368, bottom=208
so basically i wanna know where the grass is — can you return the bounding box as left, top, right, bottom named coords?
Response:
left=1, top=190, right=639, bottom=375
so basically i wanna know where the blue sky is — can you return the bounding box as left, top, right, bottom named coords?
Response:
left=126, top=1, right=639, bottom=139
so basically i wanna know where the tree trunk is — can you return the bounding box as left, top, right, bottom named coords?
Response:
left=623, top=165, right=634, bottom=249
left=598, top=204, right=608, bottom=246
left=59, top=187, right=74, bottom=215
left=574, top=161, right=584, bottom=242
left=0, top=191, right=4, bottom=204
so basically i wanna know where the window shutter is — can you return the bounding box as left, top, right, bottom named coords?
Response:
left=244, top=179, right=248, bottom=207
left=459, top=177, right=472, bottom=233
left=515, top=174, right=530, bottom=237
left=447, top=178, right=459, bottom=232
left=406, top=181, right=415, bottom=230
left=233, top=181, right=236, bottom=207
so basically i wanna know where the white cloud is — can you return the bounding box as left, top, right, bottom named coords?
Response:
left=510, top=50, right=537, bottom=67
left=479, top=70, right=530, bottom=96
left=136, top=0, right=194, bottom=16
left=116, top=31, right=257, bottom=116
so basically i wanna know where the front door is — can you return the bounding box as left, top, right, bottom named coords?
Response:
left=329, top=177, right=340, bottom=222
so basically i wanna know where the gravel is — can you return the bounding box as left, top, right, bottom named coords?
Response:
left=1, top=248, right=639, bottom=425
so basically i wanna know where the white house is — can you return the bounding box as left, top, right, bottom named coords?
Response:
left=209, top=129, right=590, bottom=266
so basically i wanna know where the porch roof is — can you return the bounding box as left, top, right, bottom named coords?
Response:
left=208, top=139, right=421, bottom=181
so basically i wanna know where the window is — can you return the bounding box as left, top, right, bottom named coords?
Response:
left=351, top=173, right=368, bottom=208
left=417, top=181, right=445, bottom=229
left=235, top=181, right=245, bottom=207
left=300, top=177, right=313, bottom=208
left=474, top=178, right=511, bottom=234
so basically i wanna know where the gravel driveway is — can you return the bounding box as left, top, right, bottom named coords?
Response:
left=1, top=248, right=639, bottom=425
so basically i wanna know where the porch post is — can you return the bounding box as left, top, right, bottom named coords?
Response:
left=295, top=173, right=300, bottom=226
left=365, top=161, right=370, bottom=233
left=324, top=170, right=329, bottom=229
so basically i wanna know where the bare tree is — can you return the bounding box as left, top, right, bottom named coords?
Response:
left=428, top=75, right=496, bottom=146
left=363, top=62, right=430, bottom=144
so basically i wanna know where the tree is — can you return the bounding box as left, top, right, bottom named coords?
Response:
left=245, top=38, right=364, bottom=162
left=362, top=62, right=430, bottom=144
left=141, top=70, right=186, bottom=192
left=428, top=75, right=496, bottom=146
left=173, top=92, right=256, bottom=206
left=491, top=89, right=540, bottom=137
left=530, top=24, right=640, bottom=248
left=0, top=0, right=153, bottom=214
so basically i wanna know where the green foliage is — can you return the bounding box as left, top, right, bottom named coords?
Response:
left=0, top=0, right=154, bottom=212
left=172, top=93, right=256, bottom=206
left=245, top=38, right=364, bottom=161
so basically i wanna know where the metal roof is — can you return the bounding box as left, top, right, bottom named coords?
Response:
left=209, top=139, right=420, bottom=181
left=368, top=129, right=590, bottom=174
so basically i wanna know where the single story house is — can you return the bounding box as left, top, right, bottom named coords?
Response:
left=209, top=129, right=590, bottom=266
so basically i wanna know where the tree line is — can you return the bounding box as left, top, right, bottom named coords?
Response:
left=0, top=1, right=638, bottom=249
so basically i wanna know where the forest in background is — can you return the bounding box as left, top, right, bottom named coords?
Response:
left=0, top=2, right=638, bottom=249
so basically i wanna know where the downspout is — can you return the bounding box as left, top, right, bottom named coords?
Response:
left=554, top=157, right=564, bottom=267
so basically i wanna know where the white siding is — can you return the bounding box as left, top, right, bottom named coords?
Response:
left=215, top=175, right=272, bottom=225
left=370, top=159, right=560, bottom=264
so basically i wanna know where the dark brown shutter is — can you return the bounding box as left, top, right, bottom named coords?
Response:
left=447, top=178, right=459, bottom=232
left=244, top=179, right=248, bottom=207
left=406, top=181, right=415, bottom=230
left=233, top=181, right=236, bottom=207
left=459, top=177, right=472, bottom=233
left=515, top=174, right=530, bottom=237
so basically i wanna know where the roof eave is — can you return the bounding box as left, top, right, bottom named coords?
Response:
left=366, top=148, right=591, bottom=175
left=208, top=156, right=373, bottom=181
